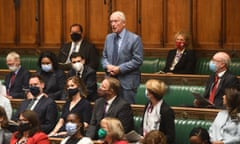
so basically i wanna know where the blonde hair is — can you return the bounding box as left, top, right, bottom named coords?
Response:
left=145, top=79, right=167, bottom=100
left=101, top=117, right=125, bottom=142
left=174, top=31, right=191, bottom=49
left=6, top=51, right=20, bottom=61
left=142, top=130, right=166, bottom=144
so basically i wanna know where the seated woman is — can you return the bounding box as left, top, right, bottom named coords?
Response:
left=37, top=51, right=66, bottom=100
left=98, top=117, right=128, bottom=144
left=209, top=88, right=240, bottom=144
left=61, top=112, right=93, bottom=144
left=142, top=130, right=166, bottom=144
left=189, top=127, right=211, bottom=144
left=142, top=79, right=175, bottom=144
left=163, top=31, right=196, bottom=74
left=10, top=110, right=49, bottom=144
left=48, top=76, right=92, bottom=137
left=0, top=106, right=12, bottom=144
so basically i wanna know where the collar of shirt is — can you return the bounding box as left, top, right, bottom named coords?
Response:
left=71, top=39, right=83, bottom=52
left=117, top=28, right=126, bottom=49
left=30, top=94, right=44, bottom=110
left=106, top=95, right=117, bottom=106
left=217, top=70, right=226, bottom=78
left=13, top=65, right=21, bottom=75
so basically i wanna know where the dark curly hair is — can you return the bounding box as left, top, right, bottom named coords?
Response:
left=37, top=51, right=59, bottom=71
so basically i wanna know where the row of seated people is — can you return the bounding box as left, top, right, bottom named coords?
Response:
left=0, top=106, right=214, bottom=144
left=3, top=50, right=240, bottom=107
left=1, top=77, right=240, bottom=143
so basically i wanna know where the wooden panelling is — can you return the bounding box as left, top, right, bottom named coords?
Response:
left=0, top=0, right=15, bottom=46
left=114, top=0, right=139, bottom=34
left=225, top=0, right=240, bottom=48
left=193, top=0, right=222, bottom=48
left=140, top=0, right=163, bottom=47
left=19, top=0, right=37, bottom=46
left=64, top=0, right=86, bottom=42
left=1, top=0, right=240, bottom=50
left=40, top=0, right=62, bottom=47
left=87, top=0, right=109, bottom=45
left=165, top=0, right=191, bottom=48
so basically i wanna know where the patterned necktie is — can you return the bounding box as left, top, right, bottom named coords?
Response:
left=112, top=34, right=120, bottom=65
left=209, top=75, right=219, bottom=103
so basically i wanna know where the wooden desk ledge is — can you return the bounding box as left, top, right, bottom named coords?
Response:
left=10, top=99, right=220, bottom=120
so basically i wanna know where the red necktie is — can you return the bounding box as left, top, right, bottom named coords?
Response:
left=209, top=75, right=219, bottom=103
left=8, top=73, right=16, bottom=94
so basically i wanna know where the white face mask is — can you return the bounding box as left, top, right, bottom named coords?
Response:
left=8, top=65, right=18, bottom=72
left=72, top=62, right=83, bottom=72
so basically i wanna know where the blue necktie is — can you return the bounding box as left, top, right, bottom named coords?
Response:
left=112, top=34, right=119, bottom=65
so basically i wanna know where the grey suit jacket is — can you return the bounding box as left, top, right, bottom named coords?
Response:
left=102, top=29, right=143, bottom=90
left=86, top=96, right=134, bottom=139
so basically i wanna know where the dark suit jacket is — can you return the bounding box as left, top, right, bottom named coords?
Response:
left=4, top=66, right=30, bottom=98
left=58, top=39, right=99, bottom=70
left=141, top=101, right=175, bottom=144
left=163, top=49, right=196, bottom=74
left=203, top=70, right=240, bottom=109
left=102, top=29, right=143, bottom=90
left=86, top=96, right=134, bottom=139
left=67, top=65, right=97, bottom=101
left=13, top=96, right=58, bottom=134
left=37, top=69, right=66, bottom=100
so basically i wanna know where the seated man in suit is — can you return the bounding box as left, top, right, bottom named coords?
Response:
left=163, top=31, right=196, bottom=74
left=86, top=77, right=134, bottom=139
left=67, top=52, right=97, bottom=102
left=194, top=52, right=240, bottom=109
left=4, top=51, right=30, bottom=99
left=58, top=23, right=99, bottom=71
left=13, top=74, right=58, bottom=134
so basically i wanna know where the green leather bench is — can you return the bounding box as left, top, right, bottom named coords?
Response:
left=138, top=57, right=240, bottom=75
left=135, top=84, right=205, bottom=106
left=133, top=116, right=212, bottom=144
left=0, top=55, right=38, bottom=70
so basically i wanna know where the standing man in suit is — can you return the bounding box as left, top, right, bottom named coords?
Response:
left=13, top=74, right=58, bottom=134
left=163, top=31, right=196, bottom=74
left=67, top=52, right=97, bottom=102
left=194, top=52, right=240, bottom=109
left=4, top=51, right=30, bottom=99
left=102, top=11, right=143, bottom=104
left=86, top=77, right=134, bottom=139
left=58, top=24, right=99, bottom=71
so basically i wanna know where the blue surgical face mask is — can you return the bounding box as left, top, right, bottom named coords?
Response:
left=209, top=61, right=217, bottom=72
left=98, top=128, right=107, bottom=139
left=65, top=122, right=78, bottom=136
left=41, top=64, right=52, bottom=72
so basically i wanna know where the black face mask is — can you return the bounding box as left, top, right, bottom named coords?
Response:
left=68, top=88, right=79, bottom=97
left=29, top=86, right=40, bottom=97
left=71, top=33, right=82, bottom=42
left=97, top=88, right=111, bottom=97
left=18, top=123, right=32, bottom=132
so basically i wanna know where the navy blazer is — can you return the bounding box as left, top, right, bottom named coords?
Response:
left=86, top=96, right=134, bottom=139
left=163, top=49, right=196, bottom=74
left=67, top=65, right=97, bottom=101
left=4, top=67, right=30, bottom=99
left=141, top=100, right=175, bottom=144
left=13, top=96, right=58, bottom=134
left=203, top=70, right=240, bottom=109
left=58, top=39, right=99, bottom=71
left=102, top=29, right=143, bottom=90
